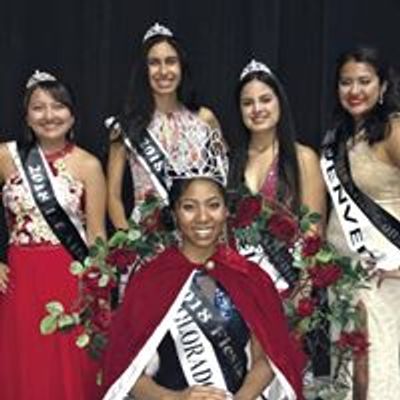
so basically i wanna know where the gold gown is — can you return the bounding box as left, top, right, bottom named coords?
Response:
left=327, top=139, right=400, bottom=399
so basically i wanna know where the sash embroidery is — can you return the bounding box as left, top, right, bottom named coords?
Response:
left=335, top=140, right=400, bottom=248
left=170, top=302, right=227, bottom=389
left=17, top=143, right=88, bottom=262
left=321, top=140, right=400, bottom=269
left=123, top=130, right=170, bottom=203
left=169, top=273, right=249, bottom=393
left=185, top=278, right=248, bottom=391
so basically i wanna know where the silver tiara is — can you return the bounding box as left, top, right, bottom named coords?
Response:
left=164, top=124, right=228, bottom=190
left=26, top=70, right=57, bottom=89
left=240, top=59, right=272, bottom=80
left=143, top=22, right=173, bottom=43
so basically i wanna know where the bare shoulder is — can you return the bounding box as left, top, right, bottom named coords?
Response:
left=385, top=117, right=400, bottom=167
left=0, top=141, right=13, bottom=166
left=388, top=115, right=400, bottom=138
left=0, top=142, right=10, bottom=159
left=295, top=142, right=320, bottom=165
left=72, top=146, right=103, bottom=172
left=0, top=142, right=14, bottom=181
left=197, top=106, right=220, bottom=130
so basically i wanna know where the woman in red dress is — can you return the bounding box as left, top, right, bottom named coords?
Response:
left=0, top=70, right=106, bottom=399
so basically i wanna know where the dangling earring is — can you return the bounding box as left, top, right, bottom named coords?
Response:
left=172, top=214, right=183, bottom=247
left=219, top=224, right=228, bottom=245
left=68, top=128, right=75, bottom=141
left=378, top=91, right=384, bottom=105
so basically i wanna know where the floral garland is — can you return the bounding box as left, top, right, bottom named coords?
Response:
left=228, top=187, right=370, bottom=399
left=40, top=189, right=369, bottom=398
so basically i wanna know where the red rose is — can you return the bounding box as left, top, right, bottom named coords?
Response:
left=337, top=330, right=369, bottom=356
left=106, top=248, right=138, bottom=273
left=309, top=264, right=342, bottom=288
left=142, top=208, right=162, bottom=233
left=81, top=267, right=101, bottom=291
left=296, top=297, right=315, bottom=317
left=233, top=196, right=262, bottom=228
left=267, top=212, right=298, bottom=243
left=302, top=235, right=322, bottom=257
left=92, top=306, right=112, bottom=332
left=81, top=267, right=116, bottom=299
left=143, top=191, right=158, bottom=203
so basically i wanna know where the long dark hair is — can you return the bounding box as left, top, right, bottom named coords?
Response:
left=229, top=69, right=301, bottom=212
left=116, top=34, right=199, bottom=146
left=22, top=79, right=76, bottom=147
left=331, top=46, right=400, bottom=146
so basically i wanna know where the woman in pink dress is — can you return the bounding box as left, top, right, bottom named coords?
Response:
left=230, top=59, right=325, bottom=223
left=229, top=59, right=326, bottom=290
left=229, top=60, right=328, bottom=383
left=0, top=70, right=106, bottom=399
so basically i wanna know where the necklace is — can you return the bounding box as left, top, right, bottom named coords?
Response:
left=43, top=141, right=74, bottom=163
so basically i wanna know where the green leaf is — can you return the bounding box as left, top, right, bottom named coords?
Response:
left=88, top=246, right=99, bottom=258
left=76, top=333, right=90, bottom=348
left=108, top=230, right=129, bottom=247
left=45, top=301, right=65, bottom=316
left=300, top=220, right=311, bottom=232
left=308, top=212, right=322, bottom=224
left=70, top=261, right=85, bottom=275
left=71, top=312, right=81, bottom=325
left=316, top=248, right=334, bottom=263
left=299, top=204, right=310, bottom=217
left=127, top=229, right=141, bottom=242
left=94, top=236, right=106, bottom=248
left=297, top=317, right=311, bottom=333
left=57, top=314, right=77, bottom=330
left=98, top=273, right=110, bottom=288
left=40, top=315, right=58, bottom=335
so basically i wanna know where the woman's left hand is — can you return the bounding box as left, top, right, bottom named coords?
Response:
left=376, top=268, right=400, bottom=288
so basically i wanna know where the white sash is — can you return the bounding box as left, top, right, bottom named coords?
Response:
left=170, top=298, right=228, bottom=390
left=321, top=149, right=400, bottom=270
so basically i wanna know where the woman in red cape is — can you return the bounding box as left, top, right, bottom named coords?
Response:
left=102, top=176, right=304, bottom=400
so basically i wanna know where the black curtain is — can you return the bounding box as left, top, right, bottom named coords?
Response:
left=1, top=0, right=400, bottom=253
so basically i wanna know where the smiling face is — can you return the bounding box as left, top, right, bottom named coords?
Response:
left=147, top=40, right=182, bottom=98
left=174, top=179, right=227, bottom=263
left=240, top=78, right=281, bottom=135
left=26, top=87, right=74, bottom=147
left=338, top=60, right=385, bottom=122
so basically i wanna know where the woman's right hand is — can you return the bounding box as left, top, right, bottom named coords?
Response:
left=0, top=262, right=9, bottom=294
left=177, top=385, right=231, bottom=400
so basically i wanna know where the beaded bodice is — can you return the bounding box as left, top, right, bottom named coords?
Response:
left=128, top=107, right=211, bottom=210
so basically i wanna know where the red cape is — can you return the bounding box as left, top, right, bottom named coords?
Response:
left=103, top=245, right=304, bottom=399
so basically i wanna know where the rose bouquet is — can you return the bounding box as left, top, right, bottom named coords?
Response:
left=40, top=194, right=175, bottom=359
left=228, top=187, right=370, bottom=399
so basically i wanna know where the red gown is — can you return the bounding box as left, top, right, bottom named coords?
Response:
left=0, top=142, right=100, bottom=400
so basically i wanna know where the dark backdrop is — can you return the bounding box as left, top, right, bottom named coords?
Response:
left=1, top=0, right=400, bottom=253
